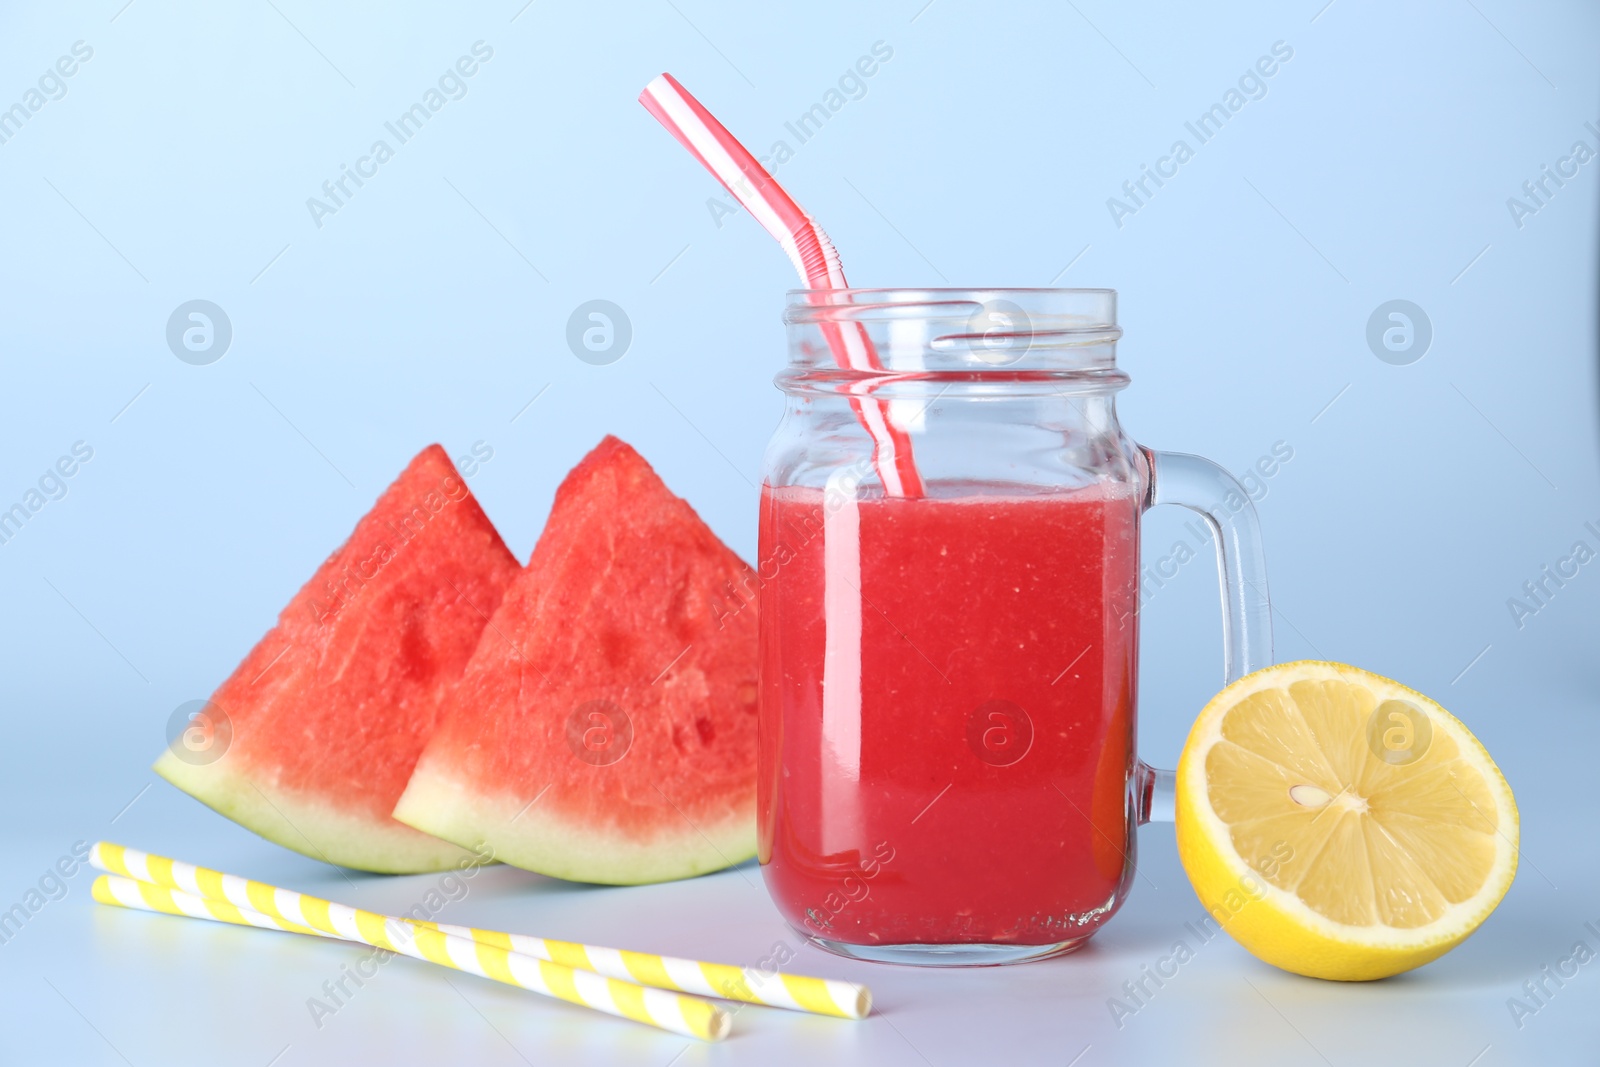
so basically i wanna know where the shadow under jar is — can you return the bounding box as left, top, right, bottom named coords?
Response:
left=756, top=288, right=1272, bottom=966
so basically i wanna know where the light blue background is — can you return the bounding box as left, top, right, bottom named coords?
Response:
left=0, top=1, right=1596, bottom=1064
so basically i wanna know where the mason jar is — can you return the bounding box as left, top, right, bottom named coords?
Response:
left=757, top=288, right=1272, bottom=965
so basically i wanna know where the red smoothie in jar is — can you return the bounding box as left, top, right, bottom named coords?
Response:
left=757, top=479, right=1141, bottom=949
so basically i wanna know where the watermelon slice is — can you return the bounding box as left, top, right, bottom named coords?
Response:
left=154, top=445, right=519, bottom=873
left=394, top=436, right=759, bottom=884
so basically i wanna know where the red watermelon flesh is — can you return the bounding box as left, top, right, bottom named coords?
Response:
left=154, top=445, right=519, bottom=873
left=394, top=436, right=759, bottom=884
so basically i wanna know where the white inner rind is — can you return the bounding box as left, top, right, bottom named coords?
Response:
left=393, top=761, right=756, bottom=886
left=154, top=748, right=482, bottom=874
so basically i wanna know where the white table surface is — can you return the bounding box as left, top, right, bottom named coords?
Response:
left=2, top=678, right=1592, bottom=1067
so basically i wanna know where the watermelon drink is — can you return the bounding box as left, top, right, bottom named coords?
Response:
left=758, top=287, right=1274, bottom=964
left=758, top=481, right=1141, bottom=951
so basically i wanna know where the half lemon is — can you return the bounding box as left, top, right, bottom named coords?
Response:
left=1175, top=660, right=1518, bottom=980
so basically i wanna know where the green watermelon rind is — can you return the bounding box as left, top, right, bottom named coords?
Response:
left=154, top=748, right=484, bottom=875
left=393, top=766, right=756, bottom=886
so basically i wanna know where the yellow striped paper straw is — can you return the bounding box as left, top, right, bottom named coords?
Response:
left=89, top=870, right=729, bottom=1041
left=91, top=841, right=870, bottom=1020
left=414, top=919, right=870, bottom=1019
left=93, top=874, right=332, bottom=938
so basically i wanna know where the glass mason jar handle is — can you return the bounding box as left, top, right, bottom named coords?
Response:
left=1134, top=448, right=1274, bottom=824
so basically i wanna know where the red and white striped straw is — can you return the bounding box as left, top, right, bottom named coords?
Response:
left=639, top=73, right=924, bottom=498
